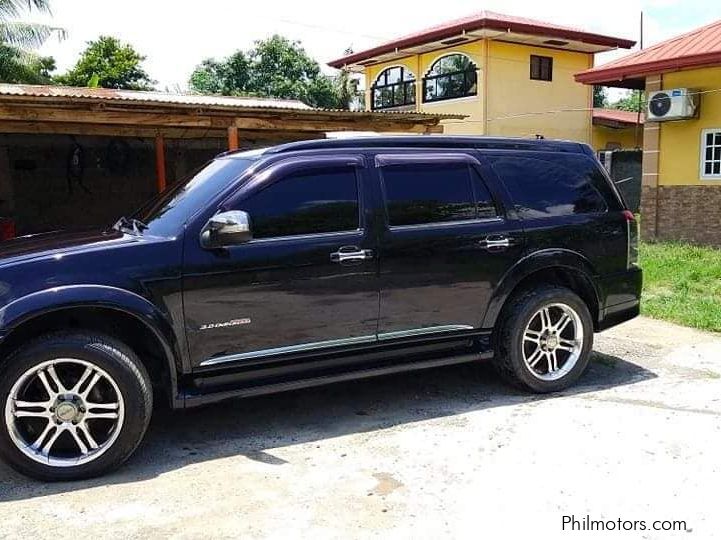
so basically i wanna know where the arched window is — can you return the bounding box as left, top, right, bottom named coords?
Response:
left=423, top=54, right=478, bottom=103
left=371, top=66, right=416, bottom=110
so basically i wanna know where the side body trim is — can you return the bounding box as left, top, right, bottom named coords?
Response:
left=198, top=324, right=475, bottom=367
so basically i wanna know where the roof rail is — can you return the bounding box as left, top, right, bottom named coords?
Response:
left=260, top=136, right=587, bottom=155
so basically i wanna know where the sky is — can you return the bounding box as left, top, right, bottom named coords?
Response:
left=28, top=0, right=719, bottom=94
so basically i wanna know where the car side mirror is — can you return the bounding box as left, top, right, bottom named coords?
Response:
left=200, top=210, right=252, bottom=248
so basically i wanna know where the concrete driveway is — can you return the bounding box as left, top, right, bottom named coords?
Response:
left=1, top=316, right=720, bottom=539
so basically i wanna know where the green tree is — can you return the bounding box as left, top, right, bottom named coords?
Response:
left=334, top=46, right=361, bottom=110
left=0, top=44, right=55, bottom=83
left=189, top=36, right=351, bottom=108
left=593, top=86, right=607, bottom=108
left=189, top=52, right=250, bottom=95
left=612, top=91, right=644, bottom=112
left=0, top=0, right=65, bottom=84
left=56, top=35, right=154, bottom=90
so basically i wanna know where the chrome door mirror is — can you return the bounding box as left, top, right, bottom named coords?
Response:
left=200, top=210, right=252, bottom=248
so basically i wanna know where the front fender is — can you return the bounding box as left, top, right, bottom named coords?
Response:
left=0, top=284, right=181, bottom=403
left=482, top=249, right=602, bottom=329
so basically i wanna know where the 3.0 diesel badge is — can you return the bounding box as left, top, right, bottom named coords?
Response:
left=199, top=318, right=252, bottom=331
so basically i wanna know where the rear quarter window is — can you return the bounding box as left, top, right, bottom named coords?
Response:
left=489, top=154, right=613, bottom=219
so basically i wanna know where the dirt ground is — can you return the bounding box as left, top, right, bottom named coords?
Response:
left=1, top=316, right=720, bottom=539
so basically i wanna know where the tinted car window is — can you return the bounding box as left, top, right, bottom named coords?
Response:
left=489, top=155, right=608, bottom=218
left=382, top=163, right=476, bottom=226
left=237, top=167, right=359, bottom=239
left=133, top=157, right=257, bottom=237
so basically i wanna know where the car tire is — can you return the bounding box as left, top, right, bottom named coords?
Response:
left=0, top=332, right=153, bottom=481
left=493, top=285, right=594, bottom=393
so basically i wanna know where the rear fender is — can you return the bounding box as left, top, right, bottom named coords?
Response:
left=482, top=249, right=602, bottom=328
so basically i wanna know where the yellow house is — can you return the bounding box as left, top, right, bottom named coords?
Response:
left=328, top=11, right=635, bottom=144
left=577, top=19, right=721, bottom=246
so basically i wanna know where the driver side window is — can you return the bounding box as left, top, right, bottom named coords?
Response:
left=236, top=166, right=360, bottom=239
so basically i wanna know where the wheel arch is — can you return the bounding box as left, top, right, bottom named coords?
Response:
left=0, top=285, right=183, bottom=408
left=483, top=249, right=602, bottom=331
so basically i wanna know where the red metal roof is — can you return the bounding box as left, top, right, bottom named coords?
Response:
left=328, top=11, right=635, bottom=68
left=576, top=19, right=721, bottom=86
left=593, top=108, right=644, bottom=126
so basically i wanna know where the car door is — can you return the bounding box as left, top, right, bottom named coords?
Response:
left=374, top=151, right=524, bottom=339
left=182, top=154, right=379, bottom=371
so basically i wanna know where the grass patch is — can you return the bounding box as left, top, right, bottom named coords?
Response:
left=640, top=242, right=721, bottom=332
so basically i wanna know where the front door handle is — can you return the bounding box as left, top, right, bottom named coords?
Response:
left=330, top=246, right=374, bottom=263
left=479, top=236, right=515, bottom=251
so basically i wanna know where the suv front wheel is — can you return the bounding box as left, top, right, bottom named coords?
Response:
left=0, top=332, right=153, bottom=481
left=494, top=285, right=594, bottom=393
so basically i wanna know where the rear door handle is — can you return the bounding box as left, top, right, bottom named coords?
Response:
left=479, top=236, right=515, bottom=251
left=330, top=246, right=374, bottom=263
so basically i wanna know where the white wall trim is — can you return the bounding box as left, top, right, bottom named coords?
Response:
left=700, top=128, right=721, bottom=180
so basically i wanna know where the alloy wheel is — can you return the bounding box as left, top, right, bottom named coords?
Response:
left=4, top=358, right=125, bottom=467
left=522, top=303, right=584, bottom=381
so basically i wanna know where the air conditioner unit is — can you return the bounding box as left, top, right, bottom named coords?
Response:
left=647, top=88, right=698, bottom=122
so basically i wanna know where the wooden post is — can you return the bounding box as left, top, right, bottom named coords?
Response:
left=227, top=126, right=239, bottom=151
left=155, top=134, right=166, bottom=193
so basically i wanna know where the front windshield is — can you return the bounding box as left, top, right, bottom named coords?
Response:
left=130, top=157, right=257, bottom=237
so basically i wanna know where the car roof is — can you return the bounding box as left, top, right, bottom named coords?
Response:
left=259, top=135, right=590, bottom=155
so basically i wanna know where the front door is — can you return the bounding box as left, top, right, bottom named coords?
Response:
left=374, top=152, right=524, bottom=339
left=182, top=156, right=379, bottom=370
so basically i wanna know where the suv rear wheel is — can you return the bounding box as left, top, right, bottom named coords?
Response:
left=0, top=332, right=152, bottom=481
left=494, top=285, right=593, bottom=393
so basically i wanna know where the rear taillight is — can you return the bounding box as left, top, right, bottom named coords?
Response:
left=623, top=211, right=639, bottom=268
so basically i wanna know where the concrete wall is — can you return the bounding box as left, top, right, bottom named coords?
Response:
left=0, top=134, right=228, bottom=235
left=485, top=41, right=592, bottom=142
left=641, top=67, right=721, bottom=246
left=592, top=124, right=643, bottom=151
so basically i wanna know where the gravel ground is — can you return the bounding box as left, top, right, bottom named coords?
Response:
left=1, top=316, right=720, bottom=539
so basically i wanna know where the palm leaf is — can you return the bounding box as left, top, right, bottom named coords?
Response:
left=0, top=21, right=65, bottom=48
left=0, top=0, right=52, bottom=18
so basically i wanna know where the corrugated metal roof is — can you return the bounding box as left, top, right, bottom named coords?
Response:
left=329, top=10, right=635, bottom=68
left=0, top=84, right=314, bottom=110
left=576, top=19, right=721, bottom=85
left=593, top=108, right=644, bottom=125
left=0, top=83, right=463, bottom=120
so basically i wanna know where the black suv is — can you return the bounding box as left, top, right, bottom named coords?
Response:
left=0, top=136, right=641, bottom=480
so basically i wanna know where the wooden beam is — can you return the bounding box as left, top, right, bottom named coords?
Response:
left=155, top=134, right=166, bottom=192
left=234, top=116, right=437, bottom=133
left=0, top=121, right=324, bottom=142
left=227, top=126, right=239, bottom=150
left=0, top=106, right=212, bottom=127
left=0, top=103, right=446, bottom=135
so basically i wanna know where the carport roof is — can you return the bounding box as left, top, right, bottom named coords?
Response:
left=0, top=83, right=315, bottom=111
left=0, top=83, right=462, bottom=140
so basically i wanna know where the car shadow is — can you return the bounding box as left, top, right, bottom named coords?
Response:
left=0, top=350, right=655, bottom=501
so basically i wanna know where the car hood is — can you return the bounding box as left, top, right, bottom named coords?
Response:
left=0, top=228, right=134, bottom=265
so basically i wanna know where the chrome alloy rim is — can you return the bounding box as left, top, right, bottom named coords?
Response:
left=4, top=359, right=125, bottom=467
left=522, top=303, right=584, bottom=381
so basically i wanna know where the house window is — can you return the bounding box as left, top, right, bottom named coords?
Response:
left=423, top=54, right=478, bottom=103
left=701, top=129, right=721, bottom=179
left=371, top=66, right=416, bottom=110
left=530, top=55, right=553, bottom=81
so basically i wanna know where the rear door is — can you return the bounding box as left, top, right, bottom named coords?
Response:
left=373, top=152, right=524, bottom=340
